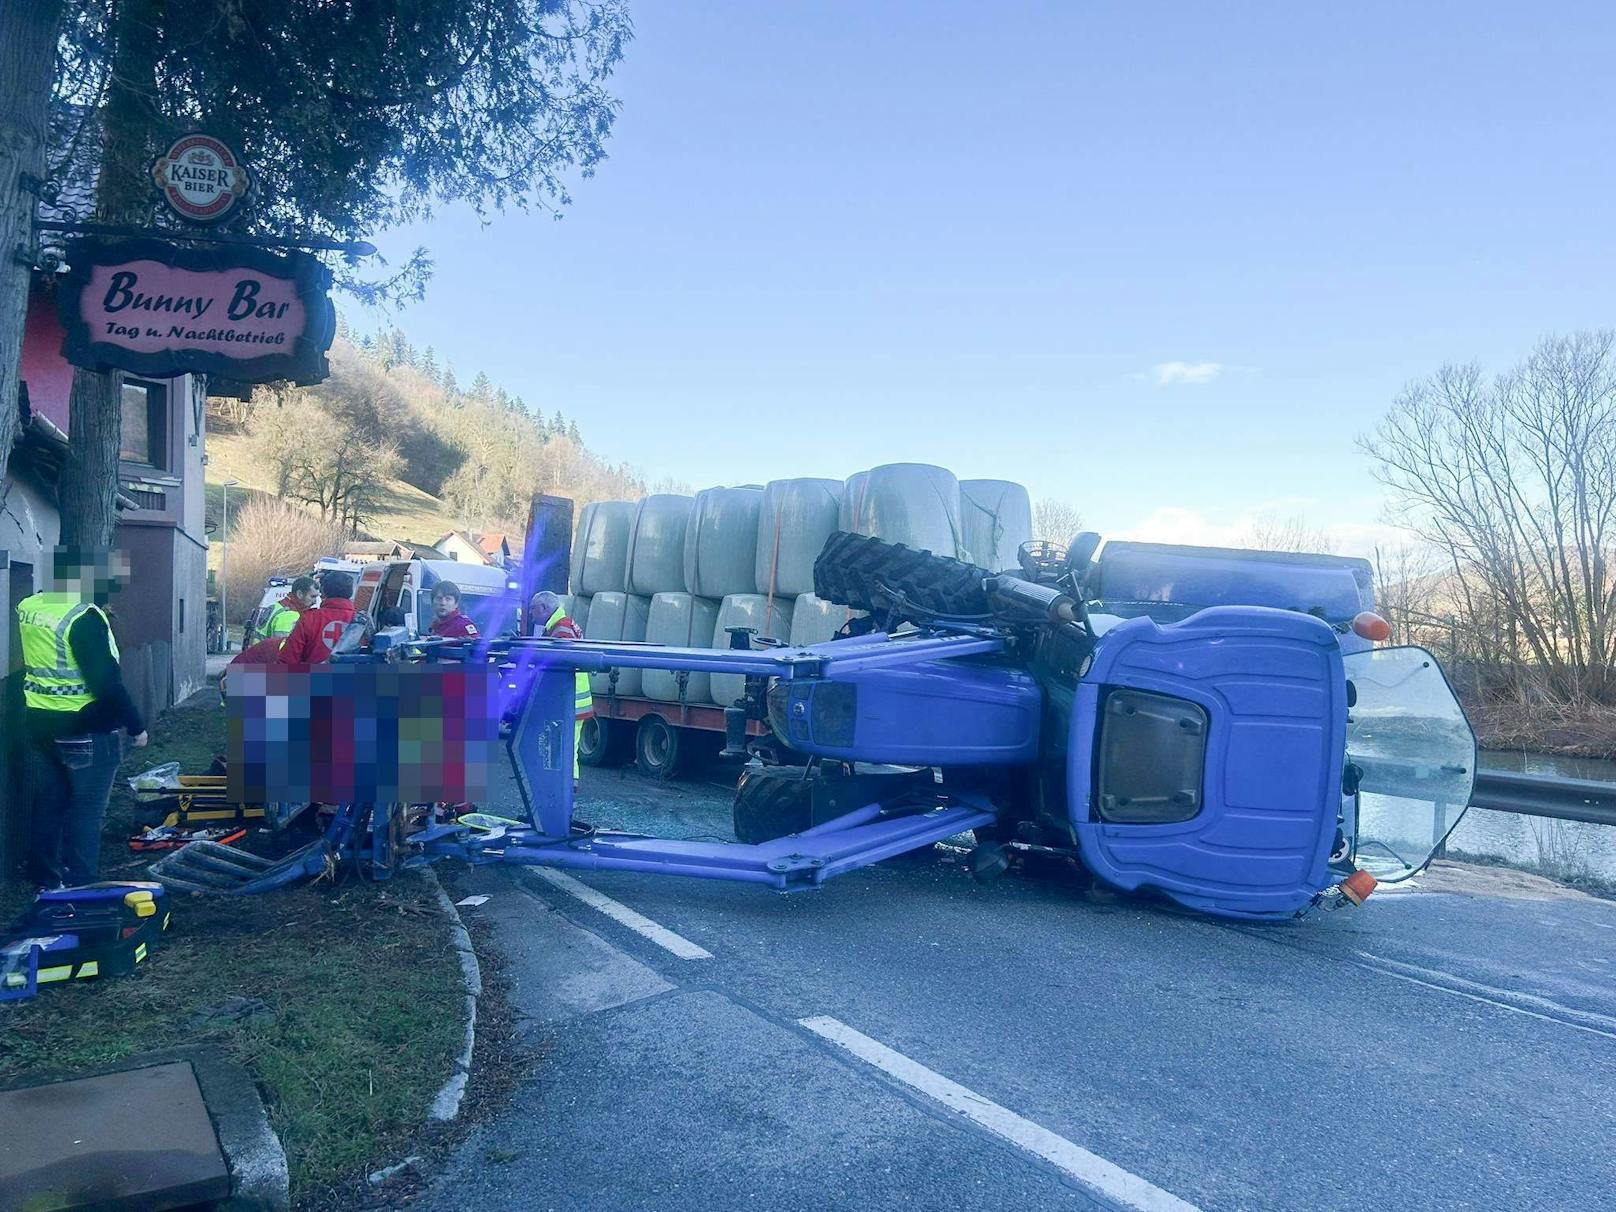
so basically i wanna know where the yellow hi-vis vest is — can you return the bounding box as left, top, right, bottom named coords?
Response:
left=546, top=608, right=595, bottom=720
left=17, top=592, right=119, bottom=712
left=263, top=601, right=300, bottom=640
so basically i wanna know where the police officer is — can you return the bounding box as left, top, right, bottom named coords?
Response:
left=530, top=590, right=594, bottom=783
left=16, top=547, right=147, bottom=889
left=261, top=575, right=317, bottom=645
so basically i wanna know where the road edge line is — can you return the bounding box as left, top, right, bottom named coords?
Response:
left=798, top=1015, right=1202, bottom=1212
left=525, top=868, right=714, bottom=960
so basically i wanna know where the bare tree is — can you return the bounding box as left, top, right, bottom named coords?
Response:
left=221, top=497, right=348, bottom=625
left=1371, top=542, right=1441, bottom=647
left=1361, top=332, right=1616, bottom=702
left=1032, top=499, right=1083, bottom=545
left=1243, top=511, right=1335, bottom=554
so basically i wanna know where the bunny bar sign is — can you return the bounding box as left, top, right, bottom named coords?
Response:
left=58, top=238, right=336, bottom=385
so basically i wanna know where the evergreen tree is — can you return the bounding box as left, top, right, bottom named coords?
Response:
left=389, top=329, right=415, bottom=369
left=420, top=345, right=439, bottom=379
left=442, top=365, right=459, bottom=401
left=568, top=419, right=582, bottom=443
left=495, top=386, right=512, bottom=412
left=37, top=0, right=629, bottom=545
left=469, top=371, right=494, bottom=404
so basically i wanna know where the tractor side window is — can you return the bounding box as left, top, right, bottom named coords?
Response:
left=1094, top=689, right=1207, bottom=823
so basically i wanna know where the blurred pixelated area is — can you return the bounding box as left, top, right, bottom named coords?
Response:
left=226, top=664, right=499, bottom=804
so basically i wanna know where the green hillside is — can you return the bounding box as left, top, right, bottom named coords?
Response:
left=203, top=429, right=463, bottom=570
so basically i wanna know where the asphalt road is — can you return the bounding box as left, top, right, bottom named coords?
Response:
left=413, top=762, right=1616, bottom=1212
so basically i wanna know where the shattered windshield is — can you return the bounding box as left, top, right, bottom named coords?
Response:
left=1344, top=646, right=1478, bottom=880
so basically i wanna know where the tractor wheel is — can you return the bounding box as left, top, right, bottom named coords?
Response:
left=635, top=716, right=685, bottom=780
left=733, top=764, right=817, bottom=844
left=812, top=531, right=991, bottom=621
left=578, top=717, right=630, bottom=767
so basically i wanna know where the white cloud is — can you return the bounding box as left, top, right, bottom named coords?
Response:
left=1150, top=361, right=1224, bottom=387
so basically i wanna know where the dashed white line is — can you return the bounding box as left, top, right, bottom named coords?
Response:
left=798, top=1015, right=1202, bottom=1212
left=525, top=868, right=714, bottom=960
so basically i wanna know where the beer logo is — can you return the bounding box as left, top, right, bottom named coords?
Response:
left=151, top=134, right=251, bottom=223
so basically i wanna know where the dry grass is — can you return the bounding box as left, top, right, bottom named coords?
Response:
left=205, top=430, right=465, bottom=571
left=1467, top=701, right=1616, bottom=759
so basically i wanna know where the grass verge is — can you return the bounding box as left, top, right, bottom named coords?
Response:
left=1, top=693, right=466, bottom=1204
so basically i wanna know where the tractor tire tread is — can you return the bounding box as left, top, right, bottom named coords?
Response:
left=733, top=765, right=817, bottom=844
left=813, top=531, right=990, bottom=622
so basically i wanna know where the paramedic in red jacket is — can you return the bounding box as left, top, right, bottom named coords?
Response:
left=277, top=570, right=358, bottom=663
left=428, top=582, right=480, bottom=640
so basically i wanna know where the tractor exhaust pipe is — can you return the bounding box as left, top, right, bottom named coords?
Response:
left=984, top=575, right=1079, bottom=624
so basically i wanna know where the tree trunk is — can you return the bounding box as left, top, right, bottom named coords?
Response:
left=57, top=368, right=120, bottom=545
left=60, top=0, right=164, bottom=548
left=0, top=0, right=63, bottom=486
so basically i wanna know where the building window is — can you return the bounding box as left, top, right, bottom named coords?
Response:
left=179, top=598, right=185, bottom=633
left=119, top=379, right=168, bottom=470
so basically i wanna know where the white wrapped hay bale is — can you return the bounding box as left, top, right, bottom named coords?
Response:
left=642, top=592, right=721, bottom=704
left=684, top=486, right=764, bottom=598
left=839, top=463, right=964, bottom=558
left=839, top=470, right=870, bottom=533
left=709, top=593, right=795, bottom=706
left=756, top=478, right=842, bottom=600
left=789, top=593, right=857, bottom=646
left=572, top=500, right=634, bottom=596
left=961, top=479, right=1033, bottom=572
left=625, top=494, right=695, bottom=596
left=583, top=591, right=651, bottom=696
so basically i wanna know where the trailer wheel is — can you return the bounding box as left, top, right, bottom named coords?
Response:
left=578, top=717, right=630, bottom=767
left=635, top=716, right=685, bottom=780
left=813, top=531, right=990, bottom=621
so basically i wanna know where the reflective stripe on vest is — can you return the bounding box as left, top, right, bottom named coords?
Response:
left=547, top=607, right=595, bottom=719
left=17, top=593, right=116, bottom=713
left=264, top=604, right=299, bottom=638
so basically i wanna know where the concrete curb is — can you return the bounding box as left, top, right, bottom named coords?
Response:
left=423, top=867, right=482, bottom=1123
left=80, top=1046, right=290, bottom=1211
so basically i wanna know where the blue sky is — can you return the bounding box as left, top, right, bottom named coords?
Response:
left=358, top=1, right=1616, bottom=555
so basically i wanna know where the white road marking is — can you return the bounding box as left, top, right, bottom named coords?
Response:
left=798, top=1016, right=1202, bottom=1212
left=526, top=868, right=714, bottom=960
left=1352, top=951, right=1616, bottom=1040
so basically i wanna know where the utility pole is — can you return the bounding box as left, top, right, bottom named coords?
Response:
left=220, top=479, right=238, bottom=650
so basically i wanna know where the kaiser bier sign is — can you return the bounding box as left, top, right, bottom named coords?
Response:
left=152, top=133, right=250, bottom=223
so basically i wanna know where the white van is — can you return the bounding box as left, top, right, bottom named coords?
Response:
left=352, top=559, right=521, bottom=639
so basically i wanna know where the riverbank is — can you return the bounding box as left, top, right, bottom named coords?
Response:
left=1468, top=702, right=1616, bottom=761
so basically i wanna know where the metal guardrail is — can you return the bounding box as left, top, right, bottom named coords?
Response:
left=1469, top=769, right=1616, bottom=827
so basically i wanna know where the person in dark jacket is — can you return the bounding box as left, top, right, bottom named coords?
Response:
left=276, top=570, right=358, bottom=664
left=16, top=547, right=147, bottom=888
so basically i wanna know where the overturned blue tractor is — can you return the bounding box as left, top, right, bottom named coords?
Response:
left=187, top=532, right=1476, bottom=922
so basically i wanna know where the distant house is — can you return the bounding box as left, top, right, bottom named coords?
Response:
left=343, top=538, right=451, bottom=564
left=434, top=530, right=513, bottom=568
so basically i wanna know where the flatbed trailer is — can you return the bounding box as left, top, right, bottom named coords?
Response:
left=581, top=691, right=771, bottom=778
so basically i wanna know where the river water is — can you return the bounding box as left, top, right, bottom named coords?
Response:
left=1453, top=750, right=1616, bottom=883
